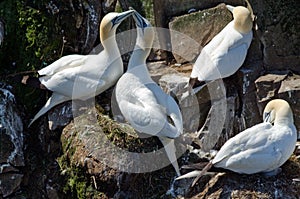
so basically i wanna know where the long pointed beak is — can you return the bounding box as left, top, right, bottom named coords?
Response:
left=113, top=10, right=134, bottom=25
left=226, top=5, right=235, bottom=13
left=130, top=8, right=150, bottom=29
left=263, top=112, right=271, bottom=122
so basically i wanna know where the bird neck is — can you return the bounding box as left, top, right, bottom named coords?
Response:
left=274, top=107, right=294, bottom=126
left=128, top=48, right=149, bottom=70
left=127, top=48, right=152, bottom=82
left=274, top=116, right=294, bottom=126
left=101, top=30, right=120, bottom=56
left=234, top=17, right=252, bottom=34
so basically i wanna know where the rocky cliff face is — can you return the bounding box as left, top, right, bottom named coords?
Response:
left=0, top=84, right=24, bottom=197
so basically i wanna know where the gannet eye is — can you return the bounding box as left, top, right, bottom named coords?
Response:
left=111, top=17, right=119, bottom=26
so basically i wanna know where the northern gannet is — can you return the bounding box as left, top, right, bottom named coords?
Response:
left=189, top=5, right=253, bottom=91
left=177, top=99, right=297, bottom=186
left=115, top=10, right=183, bottom=175
left=19, top=10, right=134, bottom=126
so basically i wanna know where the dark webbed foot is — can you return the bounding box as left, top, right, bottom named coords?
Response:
left=17, top=75, right=47, bottom=89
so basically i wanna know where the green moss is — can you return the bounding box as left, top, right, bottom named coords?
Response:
left=96, top=110, right=161, bottom=153
left=56, top=101, right=185, bottom=198
left=171, top=6, right=231, bottom=31
left=58, top=130, right=106, bottom=199
left=0, top=0, right=62, bottom=116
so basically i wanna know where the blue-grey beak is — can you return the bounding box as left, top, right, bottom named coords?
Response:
left=226, top=5, right=235, bottom=13
left=131, top=9, right=150, bottom=29
left=263, top=112, right=271, bottom=123
left=112, top=10, right=134, bottom=26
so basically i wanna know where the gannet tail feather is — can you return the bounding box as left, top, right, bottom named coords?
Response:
left=159, top=137, right=180, bottom=176
left=191, top=161, right=213, bottom=186
left=29, top=93, right=70, bottom=127
left=192, top=84, right=207, bottom=94
left=175, top=170, right=202, bottom=180
left=175, top=161, right=213, bottom=187
left=181, top=162, right=209, bottom=170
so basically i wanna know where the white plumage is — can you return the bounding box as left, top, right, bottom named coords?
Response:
left=29, top=10, right=134, bottom=126
left=189, top=5, right=253, bottom=89
left=177, top=99, right=297, bottom=186
left=115, top=10, right=183, bottom=175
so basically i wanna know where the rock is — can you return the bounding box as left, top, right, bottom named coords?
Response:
left=193, top=75, right=250, bottom=151
left=101, top=0, right=118, bottom=14
left=186, top=161, right=300, bottom=198
left=146, top=62, right=202, bottom=132
left=0, top=83, right=24, bottom=197
left=255, top=72, right=288, bottom=103
left=47, top=101, right=73, bottom=130
left=158, top=73, right=201, bottom=132
left=169, top=4, right=233, bottom=63
left=236, top=67, right=262, bottom=128
left=0, top=19, right=4, bottom=45
left=197, top=97, right=232, bottom=151
left=59, top=111, right=119, bottom=198
left=250, top=0, right=300, bottom=72
left=0, top=173, right=23, bottom=197
left=154, top=0, right=245, bottom=20
left=46, top=183, right=60, bottom=199
left=59, top=109, right=182, bottom=198
left=255, top=72, right=300, bottom=131
left=147, top=61, right=179, bottom=83
left=153, top=0, right=246, bottom=60
left=50, top=0, right=117, bottom=54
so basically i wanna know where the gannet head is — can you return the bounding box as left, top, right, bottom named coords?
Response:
left=131, top=9, right=154, bottom=51
left=263, top=99, right=294, bottom=124
left=100, top=10, right=134, bottom=42
left=226, top=5, right=253, bottom=34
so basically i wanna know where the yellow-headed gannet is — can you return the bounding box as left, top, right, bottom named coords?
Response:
left=177, top=99, right=297, bottom=186
left=189, top=5, right=253, bottom=91
left=115, top=10, right=183, bottom=176
left=21, top=10, right=134, bottom=126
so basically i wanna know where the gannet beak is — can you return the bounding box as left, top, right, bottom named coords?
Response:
left=131, top=8, right=150, bottom=29
left=226, top=5, right=235, bottom=13
left=112, top=10, right=134, bottom=26
left=263, top=112, right=271, bottom=123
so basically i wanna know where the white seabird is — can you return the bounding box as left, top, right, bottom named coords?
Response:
left=115, top=10, right=183, bottom=175
left=189, top=5, right=253, bottom=91
left=176, top=99, right=297, bottom=186
left=23, top=10, right=134, bottom=126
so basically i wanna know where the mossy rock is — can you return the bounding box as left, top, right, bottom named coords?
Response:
left=169, top=4, right=233, bottom=63
left=58, top=108, right=178, bottom=198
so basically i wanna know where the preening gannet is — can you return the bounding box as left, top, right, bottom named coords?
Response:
left=189, top=5, right=253, bottom=91
left=115, top=10, right=183, bottom=175
left=177, top=99, right=297, bottom=186
left=21, top=10, right=134, bottom=126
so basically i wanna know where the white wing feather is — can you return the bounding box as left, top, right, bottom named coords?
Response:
left=38, top=55, right=88, bottom=76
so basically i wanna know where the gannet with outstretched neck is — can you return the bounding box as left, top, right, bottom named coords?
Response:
left=21, top=10, right=134, bottom=126
left=189, top=5, right=253, bottom=91
left=177, top=99, right=297, bottom=186
left=115, top=10, right=183, bottom=176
